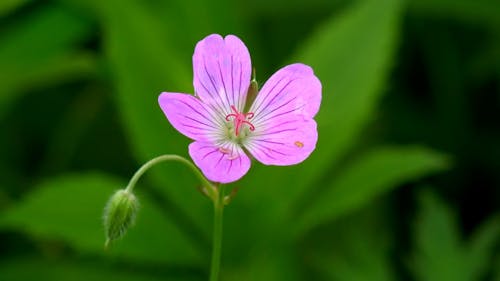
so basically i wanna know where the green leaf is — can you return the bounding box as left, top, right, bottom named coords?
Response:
left=0, top=173, right=202, bottom=264
left=465, top=215, right=500, bottom=279
left=495, top=258, right=500, bottom=281
left=0, top=4, right=93, bottom=115
left=147, top=0, right=241, bottom=49
left=0, top=258, right=199, bottom=281
left=309, top=204, right=396, bottom=281
left=244, top=0, right=346, bottom=16
left=294, top=146, right=449, bottom=236
left=410, top=190, right=463, bottom=281
left=410, top=190, right=500, bottom=281
left=241, top=0, right=405, bottom=219
left=93, top=0, right=213, bottom=237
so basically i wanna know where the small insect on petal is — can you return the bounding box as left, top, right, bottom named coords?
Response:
left=294, top=141, right=304, bottom=148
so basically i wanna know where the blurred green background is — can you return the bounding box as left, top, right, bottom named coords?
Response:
left=0, top=0, right=499, bottom=280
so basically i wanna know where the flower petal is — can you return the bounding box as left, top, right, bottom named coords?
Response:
left=193, top=34, right=252, bottom=115
left=249, top=63, right=321, bottom=128
left=189, top=141, right=251, bottom=183
left=158, top=92, right=224, bottom=142
left=245, top=118, right=318, bottom=166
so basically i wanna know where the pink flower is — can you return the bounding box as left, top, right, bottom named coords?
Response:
left=159, top=34, right=321, bottom=183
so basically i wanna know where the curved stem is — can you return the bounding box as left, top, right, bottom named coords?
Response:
left=124, top=154, right=226, bottom=280
left=125, top=154, right=216, bottom=200
left=209, top=185, right=225, bottom=281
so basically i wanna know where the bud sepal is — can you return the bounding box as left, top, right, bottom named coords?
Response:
left=103, top=189, right=139, bottom=248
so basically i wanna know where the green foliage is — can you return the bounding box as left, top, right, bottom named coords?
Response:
left=410, top=190, right=500, bottom=281
left=93, top=0, right=212, bottom=235
left=0, top=0, right=498, bottom=279
left=0, top=174, right=203, bottom=264
left=0, top=4, right=94, bottom=115
left=240, top=0, right=404, bottom=226
left=496, top=259, right=500, bottom=281
left=308, top=205, right=396, bottom=281
left=0, top=258, right=197, bottom=281
left=294, top=146, right=450, bottom=236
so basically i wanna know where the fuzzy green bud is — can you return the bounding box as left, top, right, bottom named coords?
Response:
left=103, top=189, right=139, bottom=248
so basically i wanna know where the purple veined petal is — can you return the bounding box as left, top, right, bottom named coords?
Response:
left=248, top=63, right=321, bottom=129
left=189, top=141, right=251, bottom=183
left=193, top=34, right=252, bottom=116
left=245, top=117, right=318, bottom=166
left=158, top=92, right=225, bottom=142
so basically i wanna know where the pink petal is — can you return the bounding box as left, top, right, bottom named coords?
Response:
left=193, top=34, right=252, bottom=115
left=245, top=118, right=318, bottom=166
left=189, top=141, right=251, bottom=183
left=249, top=63, right=321, bottom=128
left=158, top=92, right=224, bottom=142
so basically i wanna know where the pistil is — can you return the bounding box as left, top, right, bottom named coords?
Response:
left=225, top=105, right=255, bottom=136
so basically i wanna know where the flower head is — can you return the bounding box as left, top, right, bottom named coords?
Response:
left=159, top=34, right=321, bottom=183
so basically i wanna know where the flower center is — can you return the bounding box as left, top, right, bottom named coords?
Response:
left=225, top=105, right=255, bottom=137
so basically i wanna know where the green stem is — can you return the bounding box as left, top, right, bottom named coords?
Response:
left=124, top=154, right=226, bottom=280
left=125, top=154, right=216, bottom=200
left=209, top=185, right=225, bottom=281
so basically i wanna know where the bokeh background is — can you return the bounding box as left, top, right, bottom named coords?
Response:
left=0, top=0, right=499, bottom=280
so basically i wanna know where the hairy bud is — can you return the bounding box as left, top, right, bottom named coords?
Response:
left=103, top=189, right=139, bottom=248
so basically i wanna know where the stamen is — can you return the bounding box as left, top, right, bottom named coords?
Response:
left=219, top=147, right=239, bottom=160
left=225, top=105, right=255, bottom=137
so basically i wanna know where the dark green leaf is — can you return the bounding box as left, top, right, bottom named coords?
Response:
left=309, top=204, right=396, bottom=281
left=148, top=0, right=241, bottom=49
left=495, top=258, right=500, bottom=281
left=411, top=190, right=464, bottom=281
left=466, top=215, right=500, bottom=279
left=410, top=190, right=499, bottom=281
left=294, top=146, right=449, bottom=236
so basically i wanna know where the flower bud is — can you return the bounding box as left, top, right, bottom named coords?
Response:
left=244, top=68, right=259, bottom=112
left=103, top=189, right=139, bottom=248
